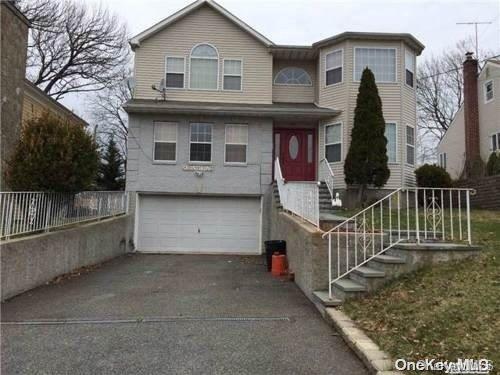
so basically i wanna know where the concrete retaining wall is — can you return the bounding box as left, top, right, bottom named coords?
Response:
left=1, top=215, right=132, bottom=301
left=455, top=175, right=500, bottom=210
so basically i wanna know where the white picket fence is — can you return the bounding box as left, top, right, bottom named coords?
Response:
left=0, top=191, right=128, bottom=239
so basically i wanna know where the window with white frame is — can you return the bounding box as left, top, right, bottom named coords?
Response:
left=491, top=132, right=500, bottom=151
left=439, top=153, right=447, bottom=169
left=223, top=59, right=242, bottom=91
left=190, top=44, right=218, bottom=90
left=325, top=50, right=343, bottom=85
left=154, top=122, right=177, bottom=162
left=385, top=123, right=397, bottom=163
left=484, top=80, right=494, bottom=103
left=190, top=123, right=212, bottom=162
left=406, top=125, right=415, bottom=165
left=225, top=124, right=248, bottom=163
left=165, top=57, right=185, bottom=88
left=274, top=67, right=312, bottom=85
left=405, top=50, right=415, bottom=87
left=354, top=48, right=396, bottom=82
left=325, top=123, right=342, bottom=162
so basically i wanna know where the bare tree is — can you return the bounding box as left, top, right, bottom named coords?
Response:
left=18, top=0, right=129, bottom=100
left=87, top=68, right=133, bottom=157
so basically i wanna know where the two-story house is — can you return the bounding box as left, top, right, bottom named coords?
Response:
left=437, top=54, right=500, bottom=179
left=124, top=0, right=424, bottom=254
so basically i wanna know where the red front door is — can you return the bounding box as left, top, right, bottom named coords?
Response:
left=274, top=128, right=316, bottom=181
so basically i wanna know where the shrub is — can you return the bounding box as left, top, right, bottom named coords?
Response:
left=5, top=112, right=99, bottom=192
left=415, top=164, right=452, bottom=188
left=486, top=151, right=500, bottom=176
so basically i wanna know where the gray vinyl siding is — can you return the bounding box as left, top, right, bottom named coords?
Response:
left=272, top=59, right=316, bottom=103
left=125, top=113, right=273, bottom=196
left=133, top=4, right=272, bottom=104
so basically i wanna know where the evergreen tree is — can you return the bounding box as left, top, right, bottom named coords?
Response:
left=344, top=68, right=390, bottom=204
left=97, top=137, right=125, bottom=190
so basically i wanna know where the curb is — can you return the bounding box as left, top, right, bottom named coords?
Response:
left=324, top=308, right=402, bottom=375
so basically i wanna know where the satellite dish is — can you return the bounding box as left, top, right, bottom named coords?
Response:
left=159, top=78, right=166, bottom=91
left=152, top=78, right=167, bottom=101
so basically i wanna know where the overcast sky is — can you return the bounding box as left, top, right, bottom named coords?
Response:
left=61, top=0, right=500, bottom=120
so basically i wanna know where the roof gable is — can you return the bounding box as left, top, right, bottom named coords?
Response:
left=129, top=0, right=273, bottom=49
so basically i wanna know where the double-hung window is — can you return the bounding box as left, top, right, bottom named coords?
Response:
left=491, top=132, right=500, bottom=151
left=325, top=123, right=342, bottom=162
left=223, top=59, right=242, bottom=90
left=484, top=80, right=494, bottom=103
left=354, top=48, right=396, bottom=82
left=439, top=153, right=447, bottom=169
left=406, top=125, right=415, bottom=165
left=325, top=50, right=343, bottom=85
left=154, top=122, right=177, bottom=162
left=405, top=50, right=415, bottom=87
left=165, top=57, right=185, bottom=88
left=225, top=124, right=248, bottom=164
left=385, top=123, right=397, bottom=163
left=190, top=123, right=212, bottom=162
left=190, top=44, right=218, bottom=90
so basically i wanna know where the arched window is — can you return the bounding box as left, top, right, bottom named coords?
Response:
left=190, top=43, right=219, bottom=90
left=274, top=67, right=312, bottom=85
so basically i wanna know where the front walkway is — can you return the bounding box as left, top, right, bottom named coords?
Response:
left=1, top=254, right=367, bottom=374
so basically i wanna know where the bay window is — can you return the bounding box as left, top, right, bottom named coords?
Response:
left=325, top=123, right=342, bottom=162
left=354, top=48, right=396, bottom=82
left=385, top=123, right=397, bottom=163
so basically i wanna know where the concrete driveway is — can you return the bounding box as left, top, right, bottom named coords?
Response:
left=1, top=254, right=368, bottom=375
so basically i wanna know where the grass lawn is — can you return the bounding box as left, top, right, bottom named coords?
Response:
left=342, top=210, right=500, bottom=374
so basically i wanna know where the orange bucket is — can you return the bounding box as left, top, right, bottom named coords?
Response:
left=271, top=252, right=287, bottom=277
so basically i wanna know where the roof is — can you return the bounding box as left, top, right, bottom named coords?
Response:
left=129, top=0, right=425, bottom=56
left=1, top=1, right=30, bottom=26
left=23, top=80, right=88, bottom=127
left=123, top=99, right=340, bottom=119
left=129, top=0, right=273, bottom=49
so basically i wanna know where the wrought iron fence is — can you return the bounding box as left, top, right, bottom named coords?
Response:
left=0, top=191, right=127, bottom=239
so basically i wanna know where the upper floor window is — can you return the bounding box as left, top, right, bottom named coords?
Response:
left=406, top=125, right=415, bottom=165
left=154, top=122, right=177, bottom=162
left=354, top=48, right=396, bottom=82
left=190, top=123, right=213, bottom=162
left=225, top=124, right=248, bottom=164
left=223, top=59, right=242, bottom=91
left=274, top=67, right=312, bottom=85
left=325, top=50, right=343, bottom=85
left=439, top=153, right=447, bottom=169
left=405, top=50, right=415, bottom=87
left=484, top=80, right=494, bottom=103
left=165, top=57, right=185, bottom=88
left=385, top=123, right=397, bottom=163
left=491, top=132, right=500, bottom=151
left=190, top=44, right=218, bottom=90
left=325, top=123, right=342, bottom=162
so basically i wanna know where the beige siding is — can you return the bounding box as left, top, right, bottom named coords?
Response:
left=437, top=107, right=465, bottom=179
left=272, top=59, right=315, bottom=103
left=478, top=64, right=500, bottom=163
left=318, top=40, right=418, bottom=189
left=134, top=4, right=272, bottom=104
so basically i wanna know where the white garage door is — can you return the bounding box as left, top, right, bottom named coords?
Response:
left=137, top=195, right=261, bottom=254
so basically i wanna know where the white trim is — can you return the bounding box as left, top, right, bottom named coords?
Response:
left=324, top=122, right=343, bottom=163
left=222, top=58, right=243, bottom=92
left=153, top=121, right=178, bottom=163
left=385, top=122, right=398, bottom=164
left=484, top=79, right=494, bottom=104
left=325, top=48, right=343, bottom=87
left=353, top=46, right=398, bottom=83
left=129, top=0, right=273, bottom=48
left=224, top=124, right=248, bottom=165
left=405, top=123, right=415, bottom=166
left=404, top=48, right=415, bottom=89
left=189, top=122, right=213, bottom=164
left=164, top=55, right=186, bottom=89
left=189, top=43, right=220, bottom=91
left=273, top=67, right=313, bottom=86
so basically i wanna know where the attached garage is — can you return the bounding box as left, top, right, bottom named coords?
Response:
left=137, top=195, right=261, bottom=254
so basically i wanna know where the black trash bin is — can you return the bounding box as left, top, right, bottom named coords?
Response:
left=264, top=240, right=286, bottom=271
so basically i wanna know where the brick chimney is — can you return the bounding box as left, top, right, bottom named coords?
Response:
left=462, top=52, right=484, bottom=178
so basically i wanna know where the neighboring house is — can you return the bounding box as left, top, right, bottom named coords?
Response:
left=437, top=54, right=500, bottom=179
left=22, top=79, right=88, bottom=128
left=124, top=0, right=424, bottom=254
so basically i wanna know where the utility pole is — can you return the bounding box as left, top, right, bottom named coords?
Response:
left=457, top=21, right=493, bottom=58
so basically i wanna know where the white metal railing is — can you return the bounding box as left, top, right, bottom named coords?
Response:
left=0, top=191, right=127, bottom=239
left=321, top=187, right=475, bottom=299
left=275, top=157, right=320, bottom=227
left=320, top=158, right=335, bottom=203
